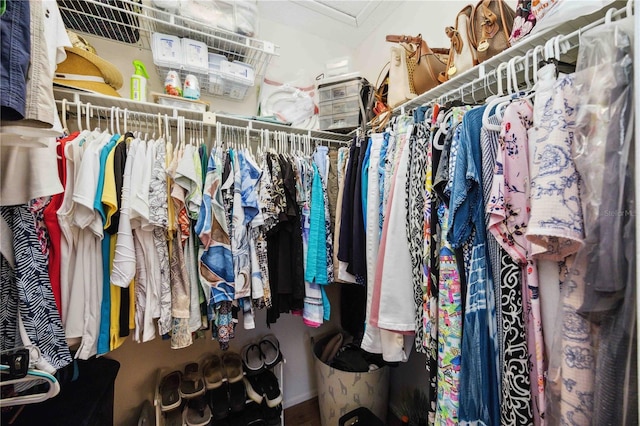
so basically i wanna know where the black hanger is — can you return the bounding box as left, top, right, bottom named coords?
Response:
left=538, top=58, right=576, bottom=76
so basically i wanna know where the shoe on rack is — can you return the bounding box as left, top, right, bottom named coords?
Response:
left=258, top=334, right=283, bottom=369
left=159, top=370, right=182, bottom=412
left=208, top=382, right=230, bottom=420
left=244, top=375, right=264, bottom=404
left=259, top=369, right=282, bottom=408
left=202, top=353, right=224, bottom=389
left=241, top=343, right=266, bottom=376
left=262, top=402, right=282, bottom=426
left=228, top=379, right=247, bottom=413
left=180, top=362, right=205, bottom=399
left=244, top=401, right=268, bottom=426
left=164, top=408, right=182, bottom=426
left=137, top=400, right=155, bottom=426
left=222, top=351, right=244, bottom=383
left=183, top=395, right=212, bottom=426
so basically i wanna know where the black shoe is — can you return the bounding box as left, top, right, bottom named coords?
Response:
left=208, top=383, right=229, bottom=420
left=259, top=370, right=282, bottom=408
left=244, top=375, right=264, bottom=404
left=243, top=401, right=267, bottom=425
left=262, top=402, right=282, bottom=426
left=228, top=379, right=247, bottom=413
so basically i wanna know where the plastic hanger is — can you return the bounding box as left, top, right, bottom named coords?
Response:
left=85, top=102, right=92, bottom=132
left=0, top=365, right=60, bottom=407
left=76, top=102, right=82, bottom=132
left=482, top=62, right=513, bottom=131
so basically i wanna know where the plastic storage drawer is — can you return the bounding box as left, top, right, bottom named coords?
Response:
left=319, top=95, right=360, bottom=117
left=319, top=112, right=359, bottom=131
left=318, top=78, right=362, bottom=102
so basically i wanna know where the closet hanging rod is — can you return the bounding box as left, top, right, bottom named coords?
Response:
left=390, top=2, right=632, bottom=115
left=54, top=89, right=353, bottom=143
left=56, top=100, right=203, bottom=130
left=56, top=99, right=351, bottom=145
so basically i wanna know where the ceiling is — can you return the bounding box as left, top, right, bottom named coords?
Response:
left=258, top=1, right=403, bottom=48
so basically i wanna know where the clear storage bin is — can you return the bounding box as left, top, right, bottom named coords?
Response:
left=319, top=95, right=360, bottom=117
left=208, top=53, right=255, bottom=100
left=319, top=111, right=359, bottom=131
left=152, top=32, right=182, bottom=69
left=182, top=38, right=209, bottom=74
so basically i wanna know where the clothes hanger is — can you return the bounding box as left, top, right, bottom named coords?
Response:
left=482, top=62, right=514, bottom=131
left=85, top=102, right=92, bottom=132
left=0, top=366, right=60, bottom=407
left=494, top=56, right=522, bottom=123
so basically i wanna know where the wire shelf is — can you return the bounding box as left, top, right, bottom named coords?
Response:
left=57, top=0, right=278, bottom=99
left=389, top=2, right=622, bottom=114
left=53, top=88, right=353, bottom=143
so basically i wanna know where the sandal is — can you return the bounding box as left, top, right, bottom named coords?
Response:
left=179, top=362, right=205, bottom=399
left=259, top=334, right=283, bottom=369
left=222, top=352, right=244, bottom=384
left=159, top=370, right=182, bottom=412
left=202, top=354, right=224, bottom=389
left=183, top=395, right=212, bottom=426
left=241, top=343, right=265, bottom=376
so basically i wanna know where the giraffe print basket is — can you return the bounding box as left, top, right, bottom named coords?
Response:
left=313, top=334, right=390, bottom=426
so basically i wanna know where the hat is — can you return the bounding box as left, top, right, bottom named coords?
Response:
left=54, top=31, right=124, bottom=97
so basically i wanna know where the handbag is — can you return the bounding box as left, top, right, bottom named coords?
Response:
left=387, top=44, right=416, bottom=108
left=470, top=0, right=517, bottom=63
left=440, top=5, right=478, bottom=82
left=386, top=34, right=448, bottom=96
left=365, top=62, right=392, bottom=131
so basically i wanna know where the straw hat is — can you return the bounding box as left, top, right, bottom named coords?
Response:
left=54, top=31, right=124, bottom=97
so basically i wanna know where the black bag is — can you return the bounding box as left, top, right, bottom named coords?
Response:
left=57, top=0, right=141, bottom=44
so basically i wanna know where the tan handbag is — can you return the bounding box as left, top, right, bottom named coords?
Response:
left=440, top=5, right=478, bottom=82
left=470, top=0, right=516, bottom=63
left=387, top=44, right=416, bottom=108
left=386, top=34, right=448, bottom=96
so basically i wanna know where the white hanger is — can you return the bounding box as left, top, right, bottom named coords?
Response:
left=110, top=106, right=116, bottom=134
left=482, top=62, right=514, bottom=130
left=60, top=98, right=68, bottom=132
left=494, top=56, right=523, bottom=122
left=85, top=102, right=92, bottom=131
left=76, top=102, right=82, bottom=132
left=0, top=366, right=60, bottom=407
left=123, top=108, right=128, bottom=134
left=115, top=107, right=122, bottom=135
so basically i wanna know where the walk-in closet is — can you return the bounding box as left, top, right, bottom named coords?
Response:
left=1, top=1, right=639, bottom=425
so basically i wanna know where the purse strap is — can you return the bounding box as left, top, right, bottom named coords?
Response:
left=386, top=34, right=433, bottom=58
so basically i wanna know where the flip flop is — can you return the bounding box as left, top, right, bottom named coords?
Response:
left=159, top=370, right=182, bottom=412
left=183, top=395, right=212, bottom=426
left=259, top=334, right=283, bottom=369
left=179, top=362, right=205, bottom=399
left=202, top=354, right=224, bottom=389
left=164, top=408, right=182, bottom=426
left=241, top=343, right=265, bottom=376
left=222, top=352, right=244, bottom=383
